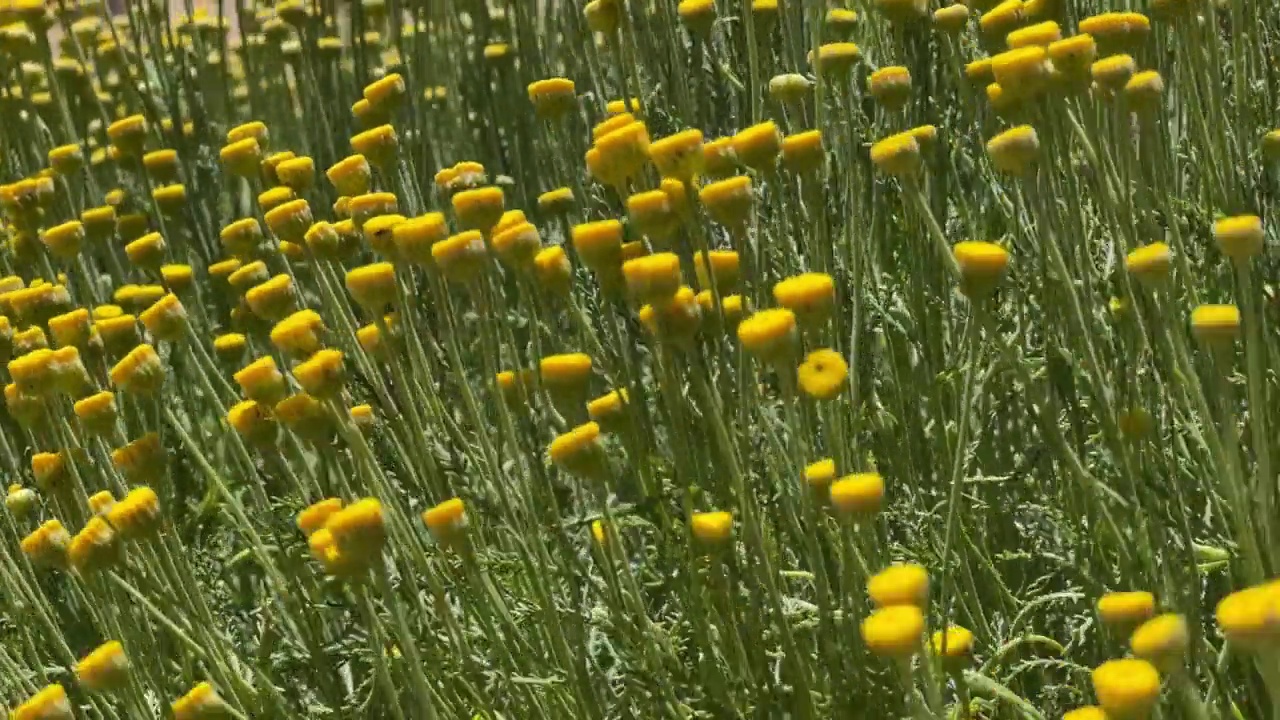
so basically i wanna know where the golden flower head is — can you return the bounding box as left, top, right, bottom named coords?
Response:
left=1097, top=591, right=1157, bottom=628
left=677, top=0, right=716, bottom=38
left=293, top=349, right=345, bottom=397
left=48, top=307, right=92, bottom=348
left=978, top=0, right=1023, bottom=37
left=1125, top=243, right=1171, bottom=283
left=702, top=137, right=738, bottom=178
left=1213, top=215, right=1264, bottom=262
left=1049, top=34, right=1098, bottom=77
left=534, top=246, right=573, bottom=296
left=932, top=3, right=969, bottom=33
left=861, top=605, right=924, bottom=657
left=1216, top=582, right=1280, bottom=649
left=953, top=241, right=1010, bottom=298
left=869, top=66, right=912, bottom=112
left=75, top=640, right=130, bottom=693
left=433, top=230, right=490, bottom=282
left=693, top=250, right=740, bottom=295
left=622, top=252, right=682, bottom=305
left=773, top=272, right=835, bottom=326
left=227, top=399, right=279, bottom=447
left=797, top=348, right=848, bottom=400
left=452, top=185, right=505, bottom=232
left=1190, top=304, right=1241, bottom=346
left=346, top=262, right=398, bottom=310
left=139, top=292, right=188, bottom=342
left=870, top=132, right=921, bottom=177
left=74, top=390, right=118, bottom=435
left=528, top=77, right=577, bottom=118
left=930, top=625, right=975, bottom=665
left=327, top=154, right=372, bottom=196
left=69, top=516, right=121, bottom=573
left=112, top=433, right=167, bottom=482
left=40, top=220, right=85, bottom=260
left=732, top=121, right=782, bottom=171
left=1063, top=708, right=1109, bottom=720
left=106, top=486, right=161, bottom=540
left=125, top=232, right=167, bottom=270
left=350, top=124, right=398, bottom=168
left=1092, top=54, right=1137, bottom=93
left=109, top=344, right=164, bottom=395
left=804, top=458, right=838, bottom=491
left=781, top=130, right=825, bottom=175
left=648, top=129, right=704, bottom=180
left=737, top=308, right=797, bottom=361
left=172, top=682, right=227, bottom=720
left=298, top=498, right=344, bottom=537
left=690, top=511, right=733, bottom=545
left=12, top=684, right=73, bottom=720
left=986, top=125, right=1040, bottom=175
left=699, top=175, right=754, bottom=228
left=537, top=187, right=576, bottom=216
left=422, top=497, right=468, bottom=544
left=549, top=422, right=606, bottom=478
left=1130, top=613, right=1188, bottom=670
left=1091, top=658, right=1161, bottom=719
left=869, top=563, right=929, bottom=607
left=572, top=219, right=625, bottom=271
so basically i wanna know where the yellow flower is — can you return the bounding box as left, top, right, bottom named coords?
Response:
left=20, top=519, right=70, bottom=568
left=797, top=348, right=848, bottom=400
left=1213, top=215, right=1264, bottom=262
left=1097, top=590, right=1156, bottom=628
left=930, top=625, right=975, bottom=665
left=1189, top=304, right=1240, bottom=345
left=236, top=356, right=287, bottom=405
left=690, top=511, right=733, bottom=545
left=622, top=253, right=682, bottom=304
left=1092, top=54, right=1137, bottom=92
left=125, top=231, right=167, bottom=270
left=491, top=221, right=541, bottom=268
left=432, top=230, right=489, bottom=282
left=1078, top=11, right=1150, bottom=51
left=220, top=137, right=262, bottom=177
left=1130, top=613, right=1188, bottom=670
left=986, top=125, right=1040, bottom=175
left=932, top=4, right=969, bottom=33
left=699, top=175, right=754, bottom=228
left=1091, top=658, right=1161, bottom=720
left=346, top=263, right=398, bottom=310
left=978, top=0, right=1023, bottom=38
left=640, top=287, right=703, bottom=345
left=48, top=307, right=91, bottom=348
left=1124, top=70, right=1163, bottom=109
left=297, top=498, right=343, bottom=537
left=587, top=389, right=630, bottom=432
left=701, top=137, right=738, bottom=178
left=572, top=220, right=625, bottom=271
left=112, top=433, right=166, bottom=481
left=227, top=399, right=279, bottom=447
left=528, top=77, right=577, bottom=118
left=737, top=308, right=797, bottom=361
left=733, top=121, right=782, bottom=171
left=1216, top=582, right=1280, bottom=649
left=327, top=154, right=372, bottom=196
left=12, top=684, right=73, bottom=720
left=264, top=198, right=313, bottom=243
left=110, top=344, right=164, bottom=395
left=1063, top=708, right=1108, bottom=720
left=1049, top=34, right=1098, bottom=77
left=549, top=422, right=606, bottom=478
left=537, top=187, right=576, bottom=216
left=76, top=640, right=130, bottom=693
left=534, top=246, right=573, bottom=296
left=40, top=220, right=84, bottom=259
left=293, top=349, right=345, bottom=397
left=868, top=563, right=929, bottom=607
left=677, top=0, right=716, bottom=38
left=139, top=292, right=188, bottom=341
left=69, top=516, right=121, bottom=573
left=422, top=497, right=468, bottom=544
left=74, top=391, right=117, bottom=435
left=172, top=682, right=228, bottom=720
left=693, top=250, right=740, bottom=295
left=452, top=186, right=505, bottom=232
left=869, top=66, right=912, bottom=112
left=870, top=132, right=921, bottom=176
left=803, top=458, right=837, bottom=490
left=350, top=124, right=398, bottom=168
left=773, top=272, right=835, bottom=326
left=276, top=156, right=316, bottom=191
left=861, top=605, right=924, bottom=657
left=1007, top=20, right=1061, bottom=48
left=1125, top=243, right=1171, bottom=283
left=953, top=241, right=1010, bottom=298
left=874, top=0, right=926, bottom=23
left=648, top=129, right=704, bottom=180
left=324, top=497, right=386, bottom=562
left=781, top=130, right=825, bottom=175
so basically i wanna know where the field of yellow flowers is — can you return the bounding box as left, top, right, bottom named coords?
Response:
left=1, top=0, right=1279, bottom=717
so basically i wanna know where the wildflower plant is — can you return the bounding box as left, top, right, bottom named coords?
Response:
left=0, top=0, right=1278, bottom=718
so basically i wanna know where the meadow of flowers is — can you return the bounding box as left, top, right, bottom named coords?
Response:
left=1, top=0, right=1279, bottom=717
